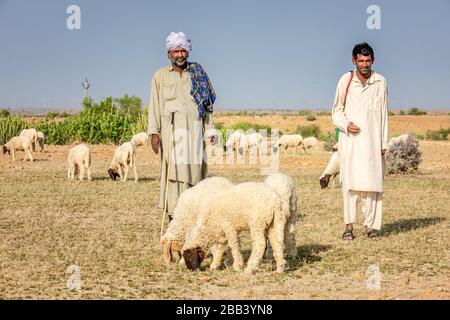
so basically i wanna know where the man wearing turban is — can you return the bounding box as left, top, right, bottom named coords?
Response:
left=148, top=32, right=217, bottom=220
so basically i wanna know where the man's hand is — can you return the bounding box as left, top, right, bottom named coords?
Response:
left=209, top=135, right=218, bottom=145
left=151, top=134, right=160, bottom=154
left=347, top=122, right=361, bottom=135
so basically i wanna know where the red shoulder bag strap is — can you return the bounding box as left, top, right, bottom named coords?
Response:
left=343, top=71, right=354, bottom=109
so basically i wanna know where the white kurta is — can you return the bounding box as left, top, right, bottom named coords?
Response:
left=332, top=70, right=389, bottom=193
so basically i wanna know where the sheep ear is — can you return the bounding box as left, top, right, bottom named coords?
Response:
left=108, top=169, right=115, bottom=180
left=162, top=240, right=173, bottom=265
left=183, top=249, right=199, bottom=271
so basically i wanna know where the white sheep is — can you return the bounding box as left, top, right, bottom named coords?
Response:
left=302, top=136, right=319, bottom=153
left=2, top=136, right=34, bottom=162
left=108, top=141, right=138, bottom=182
left=264, top=173, right=297, bottom=258
left=182, top=182, right=288, bottom=274
left=388, top=134, right=410, bottom=147
left=237, top=133, right=249, bottom=156
left=319, top=151, right=340, bottom=189
left=224, top=130, right=243, bottom=153
left=37, top=131, right=45, bottom=152
left=276, top=134, right=303, bottom=153
left=67, top=143, right=92, bottom=181
left=131, top=132, right=149, bottom=147
left=19, top=128, right=38, bottom=152
left=161, top=177, right=234, bottom=264
left=246, top=132, right=263, bottom=156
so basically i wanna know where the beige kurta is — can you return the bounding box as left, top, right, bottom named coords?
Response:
left=148, top=64, right=213, bottom=212
left=332, top=70, right=389, bottom=193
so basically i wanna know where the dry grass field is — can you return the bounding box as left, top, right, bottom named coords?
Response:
left=0, top=114, right=449, bottom=299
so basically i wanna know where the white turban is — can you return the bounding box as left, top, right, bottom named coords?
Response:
left=165, top=32, right=192, bottom=52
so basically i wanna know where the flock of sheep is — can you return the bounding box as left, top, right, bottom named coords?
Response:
left=2, top=126, right=419, bottom=274
left=223, top=131, right=319, bottom=156
left=2, top=129, right=149, bottom=182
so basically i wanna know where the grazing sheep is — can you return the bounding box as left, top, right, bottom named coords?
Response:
left=3, top=136, right=34, bottom=162
left=246, top=132, right=263, bottom=156
left=237, top=133, right=249, bottom=156
left=388, top=134, right=410, bottom=148
left=302, top=136, right=319, bottom=153
left=108, top=142, right=138, bottom=182
left=161, top=177, right=234, bottom=264
left=67, top=143, right=92, bottom=181
left=37, top=131, right=45, bottom=152
left=182, top=182, right=288, bottom=274
left=19, top=128, right=38, bottom=152
left=319, top=151, right=340, bottom=188
left=386, top=134, right=422, bottom=174
left=224, top=130, right=242, bottom=153
left=277, top=134, right=303, bottom=153
left=264, top=173, right=297, bottom=258
left=131, top=132, right=149, bottom=147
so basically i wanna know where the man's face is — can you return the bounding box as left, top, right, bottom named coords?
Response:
left=352, top=54, right=374, bottom=76
left=168, top=47, right=189, bottom=68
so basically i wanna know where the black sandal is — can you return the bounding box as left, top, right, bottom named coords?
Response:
left=342, top=229, right=354, bottom=240
left=367, top=229, right=380, bottom=238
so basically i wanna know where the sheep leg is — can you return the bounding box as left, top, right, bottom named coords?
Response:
left=87, top=166, right=92, bottom=181
left=79, top=163, right=85, bottom=181
left=268, top=224, right=287, bottom=273
left=27, top=149, right=34, bottom=162
left=284, top=213, right=297, bottom=258
left=123, top=163, right=129, bottom=181
left=12, top=150, right=16, bottom=162
left=210, top=242, right=226, bottom=270
left=245, top=229, right=267, bottom=274
left=223, top=227, right=244, bottom=271
left=132, top=157, right=138, bottom=182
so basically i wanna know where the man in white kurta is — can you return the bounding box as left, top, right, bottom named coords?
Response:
left=148, top=32, right=215, bottom=219
left=332, top=42, right=389, bottom=239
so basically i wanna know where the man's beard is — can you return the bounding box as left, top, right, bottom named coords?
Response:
left=171, top=57, right=187, bottom=68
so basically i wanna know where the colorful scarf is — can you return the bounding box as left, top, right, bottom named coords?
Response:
left=187, top=62, right=216, bottom=119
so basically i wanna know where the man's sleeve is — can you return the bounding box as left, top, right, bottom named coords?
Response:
left=381, top=81, right=389, bottom=150
left=332, top=75, right=351, bottom=134
left=147, top=74, right=161, bottom=135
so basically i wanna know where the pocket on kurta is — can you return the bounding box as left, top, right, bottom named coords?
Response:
left=163, top=85, right=176, bottom=101
left=367, top=97, right=382, bottom=112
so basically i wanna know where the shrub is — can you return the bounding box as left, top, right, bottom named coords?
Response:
left=386, top=135, right=422, bottom=174
left=407, top=107, right=427, bottom=115
left=425, top=128, right=450, bottom=140
left=228, top=122, right=272, bottom=135
left=0, top=116, right=28, bottom=144
left=388, top=111, right=395, bottom=116
left=298, top=109, right=311, bottom=116
left=306, top=114, right=316, bottom=121
left=0, top=109, right=11, bottom=118
left=399, top=110, right=406, bottom=115
left=296, top=124, right=321, bottom=138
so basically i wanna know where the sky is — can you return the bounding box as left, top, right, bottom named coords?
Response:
left=1, top=0, right=450, bottom=110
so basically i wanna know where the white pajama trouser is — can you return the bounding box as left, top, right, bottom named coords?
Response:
left=343, top=190, right=383, bottom=231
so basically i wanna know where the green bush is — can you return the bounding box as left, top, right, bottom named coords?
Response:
left=306, top=114, right=316, bottom=121
left=408, top=107, right=427, bottom=115
left=0, top=109, right=11, bottom=118
left=425, top=128, right=449, bottom=140
left=298, top=109, right=311, bottom=116
left=228, top=122, right=272, bottom=135
left=296, top=124, right=321, bottom=138
left=388, top=111, right=395, bottom=116
left=399, top=110, right=406, bottom=115
left=0, top=116, right=28, bottom=144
